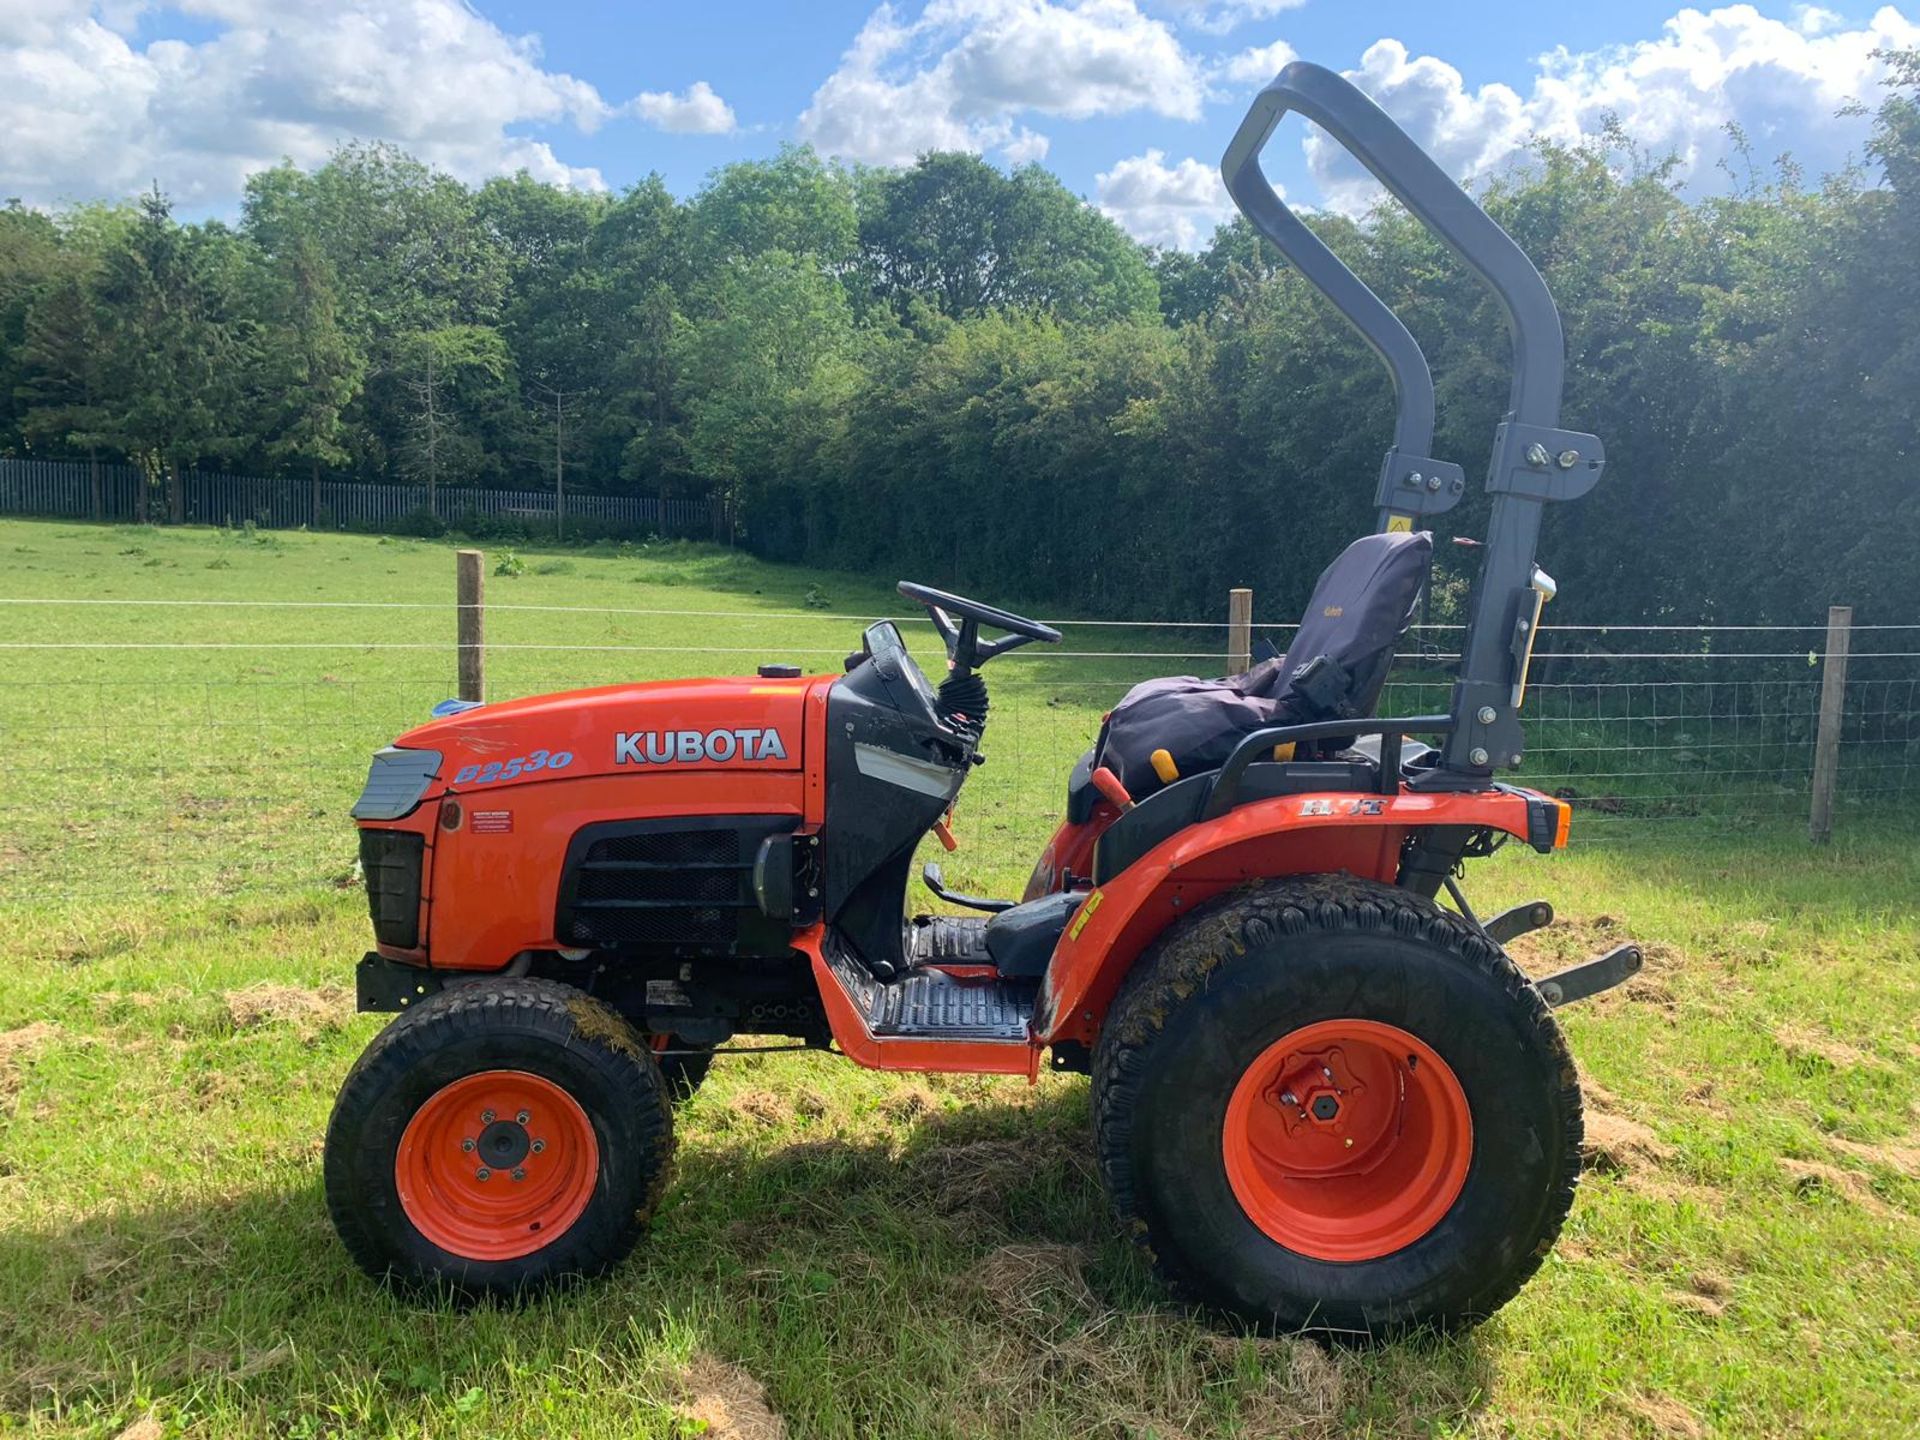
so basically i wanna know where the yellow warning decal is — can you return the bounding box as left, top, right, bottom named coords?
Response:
left=1068, top=889, right=1103, bottom=941
left=1385, top=513, right=1413, bottom=533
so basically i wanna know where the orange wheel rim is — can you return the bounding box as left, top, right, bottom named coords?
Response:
left=1223, top=1019, right=1471, bottom=1262
left=396, top=1070, right=599, bottom=1261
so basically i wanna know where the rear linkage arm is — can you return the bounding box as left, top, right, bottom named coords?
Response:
left=1442, top=880, right=1644, bottom=1009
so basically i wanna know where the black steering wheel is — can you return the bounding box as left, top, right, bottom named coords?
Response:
left=897, top=581, right=1061, bottom=674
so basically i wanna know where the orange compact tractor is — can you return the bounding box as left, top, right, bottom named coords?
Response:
left=326, top=63, right=1642, bottom=1333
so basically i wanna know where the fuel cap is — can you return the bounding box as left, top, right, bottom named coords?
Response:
left=757, top=663, right=802, bottom=679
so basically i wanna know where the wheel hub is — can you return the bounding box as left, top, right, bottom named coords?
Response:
left=476, top=1119, right=531, bottom=1171
left=395, top=1070, right=599, bottom=1261
left=1224, top=1020, right=1472, bottom=1262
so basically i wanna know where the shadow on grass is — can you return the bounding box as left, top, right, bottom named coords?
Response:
left=0, top=1083, right=1497, bottom=1437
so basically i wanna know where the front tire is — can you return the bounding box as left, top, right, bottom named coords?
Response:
left=324, top=977, right=674, bottom=1298
left=1092, top=875, right=1581, bottom=1336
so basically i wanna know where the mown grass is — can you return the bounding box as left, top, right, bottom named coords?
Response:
left=2, top=518, right=1917, bottom=1438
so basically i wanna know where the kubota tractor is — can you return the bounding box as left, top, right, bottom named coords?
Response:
left=325, top=63, right=1643, bottom=1334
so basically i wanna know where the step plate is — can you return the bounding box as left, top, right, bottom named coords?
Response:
left=826, top=934, right=1033, bottom=1041
left=908, top=914, right=995, bottom=966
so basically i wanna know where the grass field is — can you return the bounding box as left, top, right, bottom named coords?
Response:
left=1, top=517, right=1918, bottom=1439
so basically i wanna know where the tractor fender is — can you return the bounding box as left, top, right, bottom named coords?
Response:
left=1032, top=787, right=1552, bottom=1046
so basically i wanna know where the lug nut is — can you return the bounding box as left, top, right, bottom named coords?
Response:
left=461, top=1138, right=476, bottom=1152
left=516, top=1110, right=530, bottom=1125
left=531, top=1139, right=546, bottom=1153
left=511, top=1167, right=527, bottom=1182
left=480, top=1110, right=495, bottom=1124
left=475, top=1167, right=492, bottom=1182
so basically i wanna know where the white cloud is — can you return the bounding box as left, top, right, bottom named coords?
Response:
left=1096, top=146, right=1233, bottom=248
left=0, top=1, right=736, bottom=210
left=799, top=0, right=1205, bottom=167
left=1309, top=5, right=1920, bottom=214
left=1218, top=37, right=1296, bottom=85
left=1158, top=0, right=1306, bottom=37
left=630, top=80, right=737, bottom=135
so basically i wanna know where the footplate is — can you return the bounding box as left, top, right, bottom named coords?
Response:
left=908, top=914, right=994, bottom=966
left=825, top=937, right=1032, bottom=1041
left=1535, top=943, right=1643, bottom=1008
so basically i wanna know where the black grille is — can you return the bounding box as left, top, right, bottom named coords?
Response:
left=589, top=830, right=738, bottom=866
left=359, top=829, right=424, bottom=949
left=556, top=817, right=794, bottom=954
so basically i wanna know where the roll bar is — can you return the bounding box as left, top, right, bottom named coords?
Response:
left=1221, top=61, right=1608, bottom=780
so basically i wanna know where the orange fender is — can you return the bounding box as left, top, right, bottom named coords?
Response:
left=1032, top=787, right=1557, bottom=1046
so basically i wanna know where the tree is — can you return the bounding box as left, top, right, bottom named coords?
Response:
left=688, top=145, right=859, bottom=269
left=857, top=153, right=1159, bottom=323
left=80, top=189, right=258, bottom=521
left=262, top=236, right=364, bottom=522
left=396, top=325, right=513, bottom=514
left=672, top=251, right=856, bottom=520
left=0, top=202, right=64, bottom=457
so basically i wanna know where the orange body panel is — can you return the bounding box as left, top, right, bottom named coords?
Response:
left=363, top=673, right=833, bottom=969
left=429, top=771, right=809, bottom=968
left=1032, top=787, right=1546, bottom=1044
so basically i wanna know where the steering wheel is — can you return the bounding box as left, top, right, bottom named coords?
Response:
left=897, top=581, right=1061, bottom=674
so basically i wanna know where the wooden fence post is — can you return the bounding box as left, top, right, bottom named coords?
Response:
left=457, top=549, right=486, bottom=703
left=1228, top=587, right=1253, bottom=676
left=1809, top=604, right=1852, bottom=843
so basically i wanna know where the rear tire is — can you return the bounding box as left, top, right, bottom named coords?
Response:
left=1092, top=874, right=1581, bottom=1336
left=324, top=977, right=674, bottom=1298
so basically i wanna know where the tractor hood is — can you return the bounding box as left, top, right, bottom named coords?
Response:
left=354, top=675, right=819, bottom=822
left=403, top=674, right=814, bottom=779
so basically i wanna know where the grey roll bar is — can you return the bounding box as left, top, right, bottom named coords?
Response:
left=1221, top=61, right=1607, bottom=779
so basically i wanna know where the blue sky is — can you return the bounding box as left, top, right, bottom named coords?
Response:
left=4, top=2, right=1916, bottom=247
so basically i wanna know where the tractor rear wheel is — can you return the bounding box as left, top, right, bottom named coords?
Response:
left=1092, top=874, right=1580, bottom=1336
left=324, top=977, right=674, bottom=1298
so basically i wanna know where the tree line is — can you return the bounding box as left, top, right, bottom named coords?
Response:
left=1, top=53, right=1916, bottom=625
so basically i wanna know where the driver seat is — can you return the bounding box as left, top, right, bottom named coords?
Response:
left=1093, top=530, right=1432, bottom=802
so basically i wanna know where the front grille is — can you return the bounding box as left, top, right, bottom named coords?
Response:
left=557, top=817, right=793, bottom=954
left=359, top=829, right=424, bottom=949
left=589, top=830, right=738, bottom=866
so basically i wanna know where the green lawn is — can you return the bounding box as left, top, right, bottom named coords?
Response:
left=1, top=518, right=1917, bottom=1438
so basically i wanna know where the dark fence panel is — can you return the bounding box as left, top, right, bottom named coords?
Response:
left=0, top=459, right=726, bottom=540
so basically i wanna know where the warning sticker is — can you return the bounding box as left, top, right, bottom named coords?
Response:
left=470, top=810, right=513, bottom=834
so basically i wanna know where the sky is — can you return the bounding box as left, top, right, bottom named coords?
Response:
left=3, top=1, right=1917, bottom=249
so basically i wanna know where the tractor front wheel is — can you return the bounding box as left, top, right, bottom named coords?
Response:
left=324, top=977, right=674, bottom=1298
left=1092, top=875, right=1581, bottom=1336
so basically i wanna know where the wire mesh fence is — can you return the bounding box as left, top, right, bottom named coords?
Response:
left=1, top=589, right=1914, bottom=910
